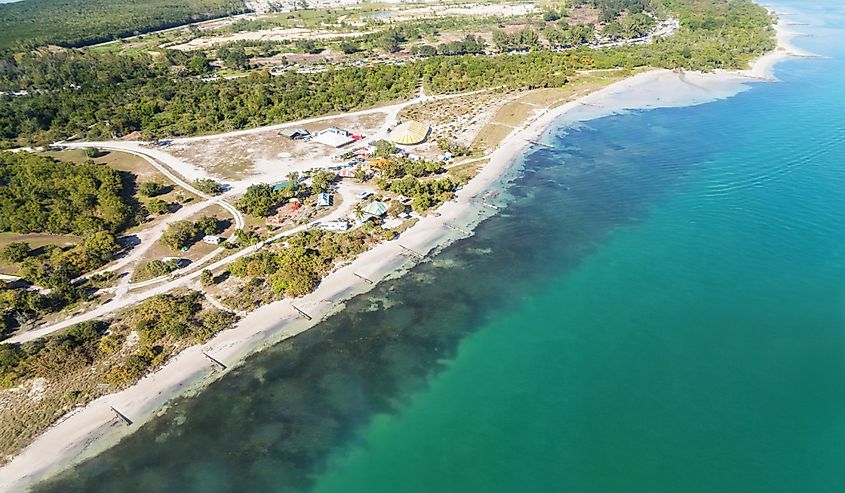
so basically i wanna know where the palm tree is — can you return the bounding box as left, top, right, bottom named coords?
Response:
left=353, top=203, right=365, bottom=221
left=286, top=171, right=300, bottom=191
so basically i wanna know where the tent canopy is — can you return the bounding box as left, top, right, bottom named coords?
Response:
left=389, top=121, right=431, bottom=145
left=363, top=201, right=388, bottom=217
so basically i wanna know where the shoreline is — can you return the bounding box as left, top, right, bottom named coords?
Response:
left=0, top=15, right=811, bottom=493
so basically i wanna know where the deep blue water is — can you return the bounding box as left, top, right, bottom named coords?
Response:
left=32, top=2, right=845, bottom=492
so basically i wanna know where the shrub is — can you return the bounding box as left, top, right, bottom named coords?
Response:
left=1, top=242, right=30, bottom=263
left=138, top=181, right=165, bottom=197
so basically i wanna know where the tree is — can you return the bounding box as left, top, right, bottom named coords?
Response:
left=373, top=139, right=397, bottom=158
left=193, top=178, right=224, bottom=195
left=217, top=45, right=249, bottom=70
left=76, top=231, right=121, bottom=268
left=200, top=269, right=214, bottom=286
left=138, top=259, right=179, bottom=279
left=82, top=147, right=103, bottom=158
left=285, top=171, right=300, bottom=191
left=0, top=0, right=244, bottom=50
left=376, top=29, right=404, bottom=53
left=353, top=166, right=367, bottom=182
left=233, top=228, right=263, bottom=246
left=236, top=184, right=277, bottom=217
left=187, top=53, right=210, bottom=75
left=161, top=220, right=197, bottom=250
left=387, top=200, right=406, bottom=218
left=195, top=215, right=220, bottom=236
left=0, top=1, right=776, bottom=147
left=570, top=24, right=595, bottom=45
left=1, top=242, right=30, bottom=263
left=338, top=41, right=359, bottom=54
left=296, top=39, right=323, bottom=54
left=146, top=199, right=171, bottom=215
left=412, top=45, right=437, bottom=57
left=436, top=138, right=471, bottom=157
left=543, top=10, right=561, bottom=22
left=139, top=181, right=165, bottom=197
left=309, top=169, right=334, bottom=195
left=0, top=151, right=134, bottom=235
left=603, top=21, right=624, bottom=41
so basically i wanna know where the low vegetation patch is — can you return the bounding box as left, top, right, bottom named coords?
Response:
left=0, top=291, right=237, bottom=459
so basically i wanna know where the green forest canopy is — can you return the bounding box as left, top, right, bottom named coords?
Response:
left=0, top=0, right=774, bottom=147
left=0, top=0, right=245, bottom=49
left=0, top=151, right=134, bottom=235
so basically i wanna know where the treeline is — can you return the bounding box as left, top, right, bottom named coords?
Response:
left=0, top=0, right=773, bottom=147
left=0, top=0, right=246, bottom=49
left=0, top=152, right=135, bottom=235
left=411, top=35, right=486, bottom=57
left=0, top=55, right=420, bottom=145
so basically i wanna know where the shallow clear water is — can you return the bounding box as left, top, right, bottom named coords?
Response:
left=34, top=2, right=845, bottom=492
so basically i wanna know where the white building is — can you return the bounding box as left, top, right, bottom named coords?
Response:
left=312, top=127, right=356, bottom=148
left=319, top=220, right=350, bottom=232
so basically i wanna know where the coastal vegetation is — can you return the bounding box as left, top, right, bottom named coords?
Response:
left=371, top=157, right=460, bottom=212
left=133, top=258, right=181, bottom=282
left=0, top=0, right=774, bottom=148
left=225, top=228, right=375, bottom=308
left=0, top=291, right=237, bottom=458
left=0, top=230, right=124, bottom=337
left=0, top=0, right=245, bottom=49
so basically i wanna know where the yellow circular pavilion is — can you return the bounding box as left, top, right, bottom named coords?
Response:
left=389, top=121, right=431, bottom=145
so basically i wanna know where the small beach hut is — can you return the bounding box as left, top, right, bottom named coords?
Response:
left=279, top=128, right=310, bottom=140
left=336, top=167, right=356, bottom=179
left=317, top=193, right=333, bottom=207
left=389, top=121, right=431, bottom=145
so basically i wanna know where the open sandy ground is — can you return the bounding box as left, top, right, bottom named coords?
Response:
left=0, top=16, right=813, bottom=492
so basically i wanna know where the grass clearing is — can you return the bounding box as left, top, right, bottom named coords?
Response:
left=472, top=123, right=514, bottom=150
left=0, top=233, right=80, bottom=275
left=41, top=149, right=168, bottom=182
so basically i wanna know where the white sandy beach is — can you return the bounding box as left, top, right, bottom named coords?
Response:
left=0, top=15, right=813, bottom=493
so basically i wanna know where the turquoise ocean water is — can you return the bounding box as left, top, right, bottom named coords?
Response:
left=35, top=2, right=845, bottom=492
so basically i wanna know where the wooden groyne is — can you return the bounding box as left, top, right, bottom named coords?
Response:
left=353, top=272, right=374, bottom=284
left=526, top=139, right=553, bottom=148
left=398, top=244, right=424, bottom=259
left=445, top=223, right=472, bottom=235
left=110, top=406, right=132, bottom=426
left=291, top=304, right=312, bottom=321
left=202, top=352, right=226, bottom=370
